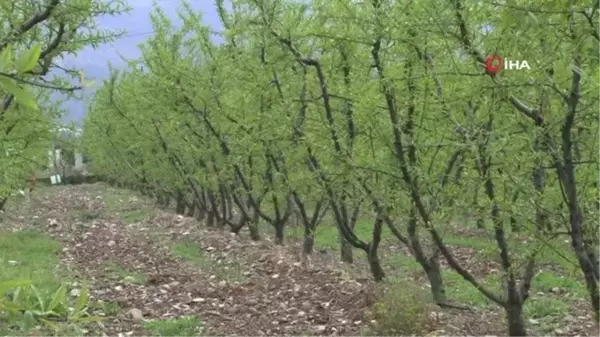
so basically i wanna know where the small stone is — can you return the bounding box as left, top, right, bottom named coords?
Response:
left=271, top=274, right=279, bottom=279
left=115, top=285, right=123, bottom=291
left=107, top=240, right=115, bottom=247
left=70, top=288, right=81, bottom=297
left=218, top=280, right=227, bottom=287
left=176, top=215, right=184, bottom=222
left=128, top=308, right=144, bottom=322
left=551, top=287, right=560, bottom=293
left=192, top=298, right=205, bottom=303
left=297, top=310, right=306, bottom=317
left=315, top=325, right=327, bottom=333
left=181, top=293, right=193, bottom=303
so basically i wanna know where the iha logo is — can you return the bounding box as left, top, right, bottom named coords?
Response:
left=485, top=55, right=531, bottom=73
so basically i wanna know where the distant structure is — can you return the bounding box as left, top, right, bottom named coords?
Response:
left=48, top=126, right=86, bottom=177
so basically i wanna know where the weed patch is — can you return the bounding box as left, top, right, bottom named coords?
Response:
left=362, top=278, right=435, bottom=335
left=143, top=316, right=203, bottom=336
left=122, top=210, right=148, bottom=223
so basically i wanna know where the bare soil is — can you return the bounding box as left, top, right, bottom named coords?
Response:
left=5, top=183, right=598, bottom=336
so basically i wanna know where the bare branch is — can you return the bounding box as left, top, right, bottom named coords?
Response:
left=0, top=0, right=61, bottom=52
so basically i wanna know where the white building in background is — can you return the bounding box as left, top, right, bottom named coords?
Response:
left=48, top=126, right=85, bottom=176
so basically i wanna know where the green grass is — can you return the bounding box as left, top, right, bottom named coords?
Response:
left=171, top=240, right=246, bottom=282
left=0, top=229, right=64, bottom=290
left=525, top=297, right=571, bottom=319
left=143, top=316, right=203, bottom=336
left=532, top=271, right=587, bottom=297
left=90, top=300, right=122, bottom=316
left=282, top=220, right=587, bottom=314
left=443, top=235, right=497, bottom=254
left=444, top=271, right=503, bottom=308
left=0, top=229, right=81, bottom=336
left=106, top=263, right=148, bottom=285
left=272, top=217, right=587, bottom=313
left=122, top=210, right=148, bottom=223
left=284, top=219, right=383, bottom=250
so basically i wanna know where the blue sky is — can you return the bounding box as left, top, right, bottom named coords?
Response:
left=60, top=0, right=223, bottom=125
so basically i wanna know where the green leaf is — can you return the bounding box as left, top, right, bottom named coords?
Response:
left=71, top=286, right=88, bottom=318
left=12, top=286, right=22, bottom=303
left=0, top=77, right=38, bottom=110
left=30, top=285, right=46, bottom=312
left=47, top=284, right=67, bottom=312
left=21, top=310, right=36, bottom=333
left=0, top=46, right=13, bottom=71
left=0, top=300, right=22, bottom=313
left=0, top=279, right=31, bottom=291
left=15, top=44, right=42, bottom=74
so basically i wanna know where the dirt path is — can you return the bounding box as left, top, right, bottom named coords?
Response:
left=18, top=184, right=372, bottom=336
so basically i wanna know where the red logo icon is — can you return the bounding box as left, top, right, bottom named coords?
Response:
left=485, top=55, right=503, bottom=73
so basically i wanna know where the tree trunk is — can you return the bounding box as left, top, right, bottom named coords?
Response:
left=367, top=244, right=385, bottom=281
left=424, top=257, right=447, bottom=304
left=340, top=237, right=353, bottom=263
left=510, top=216, right=519, bottom=232
left=274, top=222, right=284, bottom=245
left=247, top=208, right=261, bottom=241
left=510, top=191, right=520, bottom=232
left=231, top=215, right=246, bottom=234
left=219, top=186, right=227, bottom=227
left=195, top=205, right=206, bottom=222
left=207, top=210, right=216, bottom=227
left=226, top=194, right=234, bottom=220
left=248, top=220, right=261, bottom=241
left=505, top=303, right=527, bottom=336
left=175, top=192, right=186, bottom=215
left=185, top=203, right=195, bottom=217
left=162, top=194, right=171, bottom=208
left=303, top=228, right=315, bottom=255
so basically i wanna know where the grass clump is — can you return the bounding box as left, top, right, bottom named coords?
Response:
left=0, top=230, right=102, bottom=335
left=143, top=316, right=203, bottom=336
left=362, top=278, right=436, bottom=336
